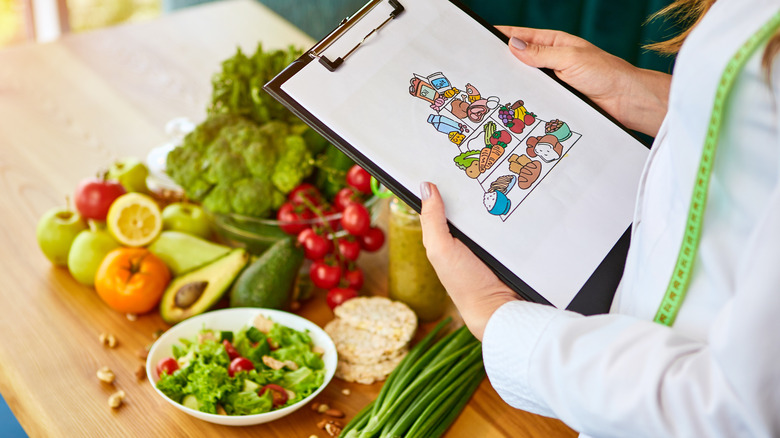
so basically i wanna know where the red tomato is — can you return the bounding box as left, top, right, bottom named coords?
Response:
left=343, top=267, right=364, bottom=290
left=341, top=203, right=371, bottom=236
left=156, top=357, right=179, bottom=378
left=334, top=187, right=361, bottom=211
left=277, top=202, right=309, bottom=235
left=288, top=183, right=322, bottom=207
left=297, top=228, right=333, bottom=261
left=310, top=259, right=342, bottom=289
left=74, top=177, right=126, bottom=221
left=326, top=287, right=359, bottom=310
left=259, top=383, right=289, bottom=407
left=336, top=237, right=361, bottom=261
left=228, top=357, right=254, bottom=377
left=359, top=227, right=385, bottom=252
left=222, top=339, right=240, bottom=361
left=346, top=165, right=372, bottom=195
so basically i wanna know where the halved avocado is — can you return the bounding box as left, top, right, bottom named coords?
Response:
left=160, top=248, right=249, bottom=324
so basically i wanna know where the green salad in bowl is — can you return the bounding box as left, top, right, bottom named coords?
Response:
left=147, top=308, right=336, bottom=426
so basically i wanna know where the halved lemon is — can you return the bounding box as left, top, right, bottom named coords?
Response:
left=106, top=193, right=162, bottom=247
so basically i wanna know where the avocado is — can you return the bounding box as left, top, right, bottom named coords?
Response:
left=160, top=248, right=250, bottom=324
left=230, top=237, right=304, bottom=309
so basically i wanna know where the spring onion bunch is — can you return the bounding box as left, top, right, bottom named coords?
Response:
left=340, top=318, right=485, bottom=438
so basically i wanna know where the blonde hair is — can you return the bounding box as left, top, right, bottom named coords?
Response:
left=646, top=0, right=779, bottom=75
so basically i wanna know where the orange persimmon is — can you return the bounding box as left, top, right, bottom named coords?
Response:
left=95, top=247, right=171, bottom=314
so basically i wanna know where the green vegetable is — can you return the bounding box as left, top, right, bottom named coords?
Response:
left=340, top=320, right=485, bottom=438
left=314, top=144, right=356, bottom=198
left=230, top=237, right=304, bottom=309
left=156, top=321, right=326, bottom=416
left=453, top=149, right=481, bottom=170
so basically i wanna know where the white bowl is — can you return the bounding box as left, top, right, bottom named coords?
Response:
left=146, top=308, right=337, bottom=426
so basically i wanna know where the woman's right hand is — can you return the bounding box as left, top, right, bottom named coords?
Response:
left=497, top=26, right=671, bottom=137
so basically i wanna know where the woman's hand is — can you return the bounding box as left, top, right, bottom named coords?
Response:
left=498, top=26, right=671, bottom=137
left=419, top=182, right=519, bottom=341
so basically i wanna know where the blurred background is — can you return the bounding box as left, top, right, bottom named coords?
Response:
left=0, top=0, right=680, bottom=73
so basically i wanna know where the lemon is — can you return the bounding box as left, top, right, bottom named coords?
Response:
left=106, top=193, right=162, bottom=247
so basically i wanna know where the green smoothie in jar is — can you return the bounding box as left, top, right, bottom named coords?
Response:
left=388, top=197, right=447, bottom=321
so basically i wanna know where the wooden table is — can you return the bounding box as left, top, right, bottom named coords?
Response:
left=0, top=1, right=577, bottom=436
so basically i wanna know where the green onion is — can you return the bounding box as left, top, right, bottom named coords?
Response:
left=344, top=323, right=485, bottom=438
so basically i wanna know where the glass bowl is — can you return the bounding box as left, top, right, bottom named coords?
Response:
left=208, top=195, right=383, bottom=254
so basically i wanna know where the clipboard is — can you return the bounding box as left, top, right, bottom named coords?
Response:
left=264, top=0, right=650, bottom=315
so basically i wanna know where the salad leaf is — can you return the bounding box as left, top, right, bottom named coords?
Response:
left=272, top=344, right=324, bottom=370
left=224, top=389, right=274, bottom=416
left=268, top=323, right=312, bottom=348
left=280, top=367, right=325, bottom=402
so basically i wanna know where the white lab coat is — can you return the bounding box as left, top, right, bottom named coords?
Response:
left=481, top=1, right=780, bottom=437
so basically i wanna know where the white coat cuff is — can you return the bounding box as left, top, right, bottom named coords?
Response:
left=482, top=300, right=559, bottom=417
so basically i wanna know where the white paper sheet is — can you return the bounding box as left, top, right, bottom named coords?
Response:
left=280, top=0, right=649, bottom=308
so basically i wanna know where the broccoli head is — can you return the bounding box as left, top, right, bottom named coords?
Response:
left=166, top=143, right=213, bottom=201
left=272, top=135, right=313, bottom=193
left=230, top=178, right=275, bottom=217
left=204, top=137, right=250, bottom=185
left=201, top=183, right=233, bottom=215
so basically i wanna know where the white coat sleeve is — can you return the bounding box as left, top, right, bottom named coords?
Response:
left=482, top=187, right=780, bottom=438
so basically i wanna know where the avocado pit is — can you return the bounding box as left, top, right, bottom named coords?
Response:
left=174, top=281, right=208, bottom=309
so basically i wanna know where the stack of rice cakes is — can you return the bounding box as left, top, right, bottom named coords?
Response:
left=325, top=297, right=417, bottom=384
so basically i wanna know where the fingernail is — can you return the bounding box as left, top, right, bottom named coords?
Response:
left=420, top=182, right=432, bottom=201
left=510, top=37, right=527, bottom=50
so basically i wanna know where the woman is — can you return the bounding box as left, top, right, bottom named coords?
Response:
left=419, top=0, right=780, bottom=436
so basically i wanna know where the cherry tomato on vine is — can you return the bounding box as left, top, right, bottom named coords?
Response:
left=343, top=266, right=364, bottom=290
left=222, top=339, right=240, bottom=361
left=297, top=228, right=333, bottom=261
left=259, top=383, right=289, bottom=407
left=277, top=202, right=309, bottom=235
left=341, top=203, right=371, bottom=236
left=228, top=357, right=255, bottom=377
left=334, top=187, right=361, bottom=211
left=326, top=287, right=359, bottom=310
left=156, top=357, right=179, bottom=378
left=310, top=259, right=342, bottom=289
left=336, top=236, right=361, bottom=261
left=288, top=183, right=322, bottom=207
left=359, top=227, right=385, bottom=252
left=346, top=165, right=372, bottom=195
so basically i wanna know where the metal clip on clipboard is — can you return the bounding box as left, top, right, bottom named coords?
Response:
left=311, top=0, right=404, bottom=71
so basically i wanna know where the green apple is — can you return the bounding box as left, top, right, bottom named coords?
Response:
left=161, top=203, right=212, bottom=239
left=36, top=207, right=88, bottom=266
left=107, top=157, right=149, bottom=193
left=67, top=228, right=121, bottom=286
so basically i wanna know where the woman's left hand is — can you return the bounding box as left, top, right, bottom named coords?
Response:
left=419, top=182, right=519, bottom=340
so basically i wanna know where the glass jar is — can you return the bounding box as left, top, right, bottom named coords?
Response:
left=388, top=197, right=448, bottom=321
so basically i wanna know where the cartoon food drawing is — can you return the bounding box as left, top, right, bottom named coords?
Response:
left=545, top=119, right=571, bottom=141
left=508, top=154, right=542, bottom=189
left=453, top=121, right=506, bottom=178
left=428, top=114, right=467, bottom=135
left=448, top=131, right=465, bottom=145
left=526, top=134, right=563, bottom=163
left=449, top=95, right=499, bottom=123
left=497, top=100, right=536, bottom=134
left=465, top=83, right=481, bottom=103
left=483, top=175, right=517, bottom=216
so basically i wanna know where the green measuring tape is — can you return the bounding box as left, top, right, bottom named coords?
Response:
left=654, top=10, right=780, bottom=327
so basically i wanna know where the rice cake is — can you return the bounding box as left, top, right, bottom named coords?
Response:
left=325, top=318, right=409, bottom=364
left=335, top=351, right=407, bottom=384
left=333, top=296, right=417, bottom=342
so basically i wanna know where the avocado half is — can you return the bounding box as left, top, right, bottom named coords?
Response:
left=160, top=248, right=249, bottom=324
